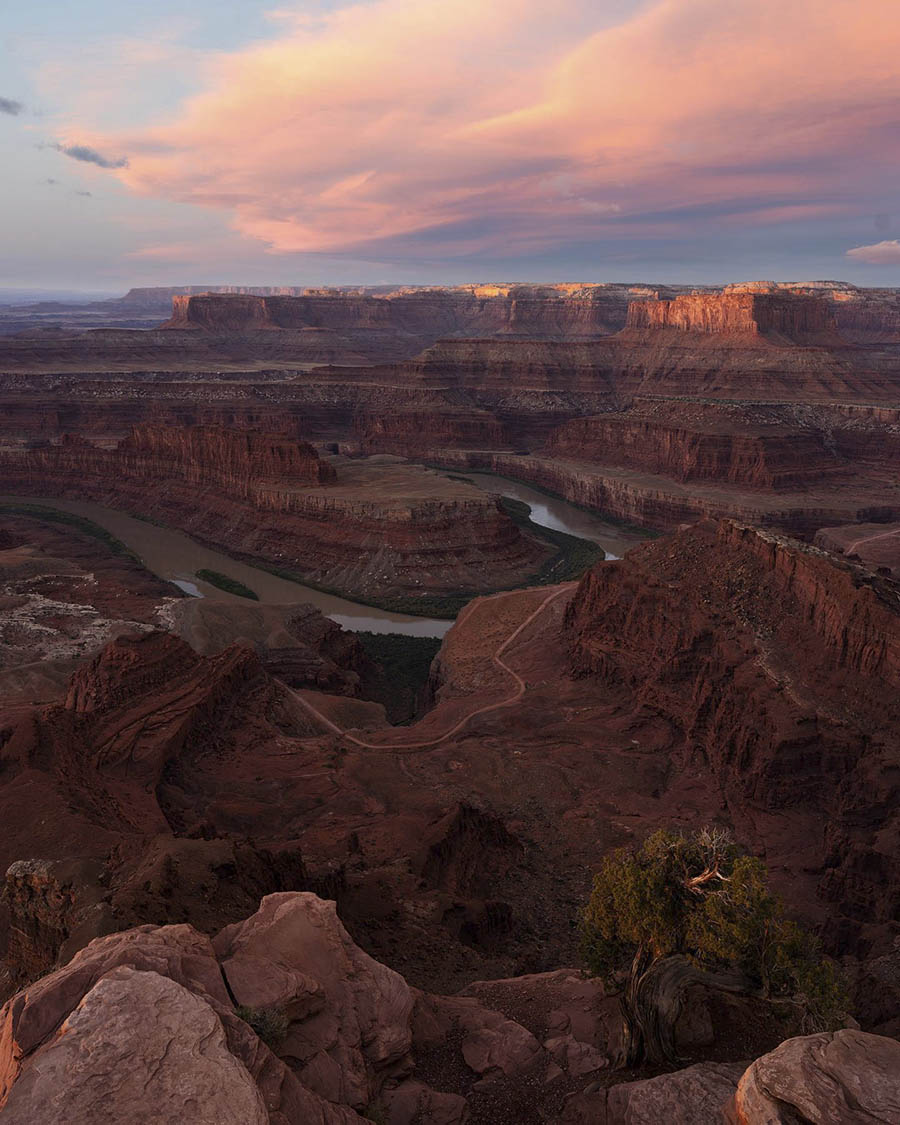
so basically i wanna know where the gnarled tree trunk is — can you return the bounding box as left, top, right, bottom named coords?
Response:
left=618, top=954, right=751, bottom=1068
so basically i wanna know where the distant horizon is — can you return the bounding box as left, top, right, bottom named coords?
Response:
left=1, top=275, right=897, bottom=307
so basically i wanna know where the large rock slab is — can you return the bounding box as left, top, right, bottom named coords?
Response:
left=727, top=1029, right=900, bottom=1124
left=0, top=914, right=364, bottom=1125
left=560, top=1061, right=744, bottom=1124
left=2, top=966, right=268, bottom=1125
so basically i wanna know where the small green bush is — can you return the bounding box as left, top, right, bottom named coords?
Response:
left=195, top=569, right=260, bottom=600
left=235, top=1005, right=289, bottom=1048
left=581, top=827, right=849, bottom=1037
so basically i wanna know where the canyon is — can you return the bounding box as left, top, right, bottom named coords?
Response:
left=1, top=279, right=899, bottom=1121
left=0, top=518, right=898, bottom=1119
left=0, top=427, right=550, bottom=606
left=2, top=283, right=900, bottom=540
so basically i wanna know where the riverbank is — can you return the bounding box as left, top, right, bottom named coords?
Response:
left=0, top=495, right=452, bottom=638
left=1, top=476, right=626, bottom=633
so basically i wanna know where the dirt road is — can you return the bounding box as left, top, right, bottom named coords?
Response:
left=291, top=584, right=574, bottom=752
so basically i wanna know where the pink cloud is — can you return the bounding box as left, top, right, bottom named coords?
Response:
left=81, top=0, right=900, bottom=258
left=846, top=240, right=900, bottom=265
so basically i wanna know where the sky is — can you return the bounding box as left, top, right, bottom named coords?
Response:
left=2, top=0, right=899, bottom=293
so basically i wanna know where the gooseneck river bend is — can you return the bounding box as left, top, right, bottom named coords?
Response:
left=4, top=474, right=646, bottom=638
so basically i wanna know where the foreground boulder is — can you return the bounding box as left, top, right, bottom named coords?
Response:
left=2, top=892, right=898, bottom=1124
left=560, top=1062, right=746, bottom=1124
left=0, top=893, right=569, bottom=1123
left=728, top=1030, right=900, bottom=1124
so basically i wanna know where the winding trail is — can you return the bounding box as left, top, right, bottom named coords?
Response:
left=845, top=526, right=900, bottom=555
left=290, top=584, right=574, bottom=752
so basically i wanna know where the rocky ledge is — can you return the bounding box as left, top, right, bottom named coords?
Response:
left=1, top=891, right=898, bottom=1124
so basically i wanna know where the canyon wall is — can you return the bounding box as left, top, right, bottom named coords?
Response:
left=163, top=284, right=671, bottom=339
left=625, top=291, right=840, bottom=342
left=118, top=424, right=336, bottom=494
left=2, top=283, right=900, bottom=541
left=565, top=520, right=900, bottom=950
left=544, top=411, right=849, bottom=490
left=6, top=426, right=335, bottom=511
left=0, top=428, right=547, bottom=600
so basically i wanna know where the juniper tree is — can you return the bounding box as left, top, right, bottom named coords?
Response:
left=581, top=827, right=847, bottom=1066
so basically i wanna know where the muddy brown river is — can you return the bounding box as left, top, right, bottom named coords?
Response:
left=3, top=477, right=644, bottom=638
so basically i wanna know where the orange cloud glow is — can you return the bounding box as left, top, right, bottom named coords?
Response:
left=85, top=0, right=900, bottom=259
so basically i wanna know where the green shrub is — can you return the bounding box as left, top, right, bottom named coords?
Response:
left=235, top=1005, right=289, bottom=1048
left=195, top=569, right=260, bottom=600
left=581, top=827, right=849, bottom=1062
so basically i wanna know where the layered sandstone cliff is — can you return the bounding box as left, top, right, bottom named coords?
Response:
left=545, top=410, right=849, bottom=490
left=565, top=521, right=900, bottom=951
left=5, top=426, right=334, bottom=511
left=119, top=424, right=336, bottom=493
left=163, top=283, right=676, bottom=340
left=0, top=430, right=547, bottom=600
left=625, top=291, right=840, bottom=343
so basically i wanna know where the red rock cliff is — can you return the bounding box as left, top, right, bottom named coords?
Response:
left=118, top=424, right=336, bottom=493
left=545, top=410, right=848, bottom=490
left=565, top=520, right=900, bottom=946
left=625, top=292, right=839, bottom=343
left=3, top=425, right=335, bottom=508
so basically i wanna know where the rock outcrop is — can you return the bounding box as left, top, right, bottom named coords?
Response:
left=561, top=1062, right=746, bottom=1124
left=0, top=631, right=318, bottom=991
left=0, top=893, right=594, bottom=1123
left=566, top=521, right=900, bottom=959
left=728, top=1030, right=900, bottom=1124
left=0, top=510, right=178, bottom=702
left=4, top=425, right=334, bottom=509
left=545, top=410, right=848, bottom=490
left=2, top=893, right=899, bottom=1124
left=625, top=291, right=840, bottom=344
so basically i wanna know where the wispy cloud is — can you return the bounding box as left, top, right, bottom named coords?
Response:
left=50, top=141, right=128, bottom=169
left=127, top=241, right=200, bottom=260
left=846, top=239, right=900, bottom=265
left=58, top=0, right=900, bottom=261
left=0, top=97, right=24, bottom=116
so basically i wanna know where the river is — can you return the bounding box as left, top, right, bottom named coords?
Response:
left=3, top=477, right=643, bottom=638
left=458, top=472, right=648, bottom=560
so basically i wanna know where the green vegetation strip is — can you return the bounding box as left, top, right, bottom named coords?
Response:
left=0, top=502, right=139, bottom=560
left=499, top=496, right=606, bottom=583
left=254, top=560, right=470, bottom=618
left=195, top=568, right=260, bottom=601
